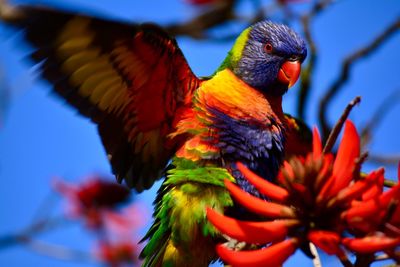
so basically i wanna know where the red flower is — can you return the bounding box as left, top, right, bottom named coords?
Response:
left=207, top=120, right=400, bottom=266
left=54, top=177, right=130, bottom=228
left=97, top=241, right=140, bottom=267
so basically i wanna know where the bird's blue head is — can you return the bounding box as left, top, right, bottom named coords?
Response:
left=220, top=21, right=307, bottom=95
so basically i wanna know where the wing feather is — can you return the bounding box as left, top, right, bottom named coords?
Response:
left=4, top=5, right=200, bottom=191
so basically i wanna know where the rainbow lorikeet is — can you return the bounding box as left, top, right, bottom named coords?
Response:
left=1, top=3, right=308, bottom=266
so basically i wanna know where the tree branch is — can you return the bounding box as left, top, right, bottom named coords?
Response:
left=368, top=154, right=400, bottom=166
left=0, top=217, right=68, bottom=249
left=384, top=178, right=398, bottom=188
left=360, top=89, right=400, bottom=149
left=323, top=96, right=361, bottom=154
left=310, top=243, right=322, bottom=267
left=19, top=237, right=95, bottom=262
left=318, top=17, right=400, bottom=140
left=298, top=0, right=336, bottom=119
left=165, top=0, right=236, bottom=39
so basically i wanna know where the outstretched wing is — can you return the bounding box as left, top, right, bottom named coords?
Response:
left=3, top=5, right=200, bottom=191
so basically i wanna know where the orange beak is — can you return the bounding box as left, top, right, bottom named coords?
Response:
left=277, top=61, right=301, bottom=88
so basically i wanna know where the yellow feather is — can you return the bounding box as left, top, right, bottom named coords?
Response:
left=97, top=82, right=124, bottom=110
left=141, top=143, right=150, bottom=163
left=116, top=52, right=140, bottom=68
left=134, top=132, right=144, bottom=154
left=62, top=49, right=101, bottom=75
left=164, top=242, right=179, bottom=265
left=57, top=35, right=95, bottom=57
left=57, top=17, right=91, bottom=42
left=107, top=86, right=130, bottom=114
left=79, top=70, right=117, bottom=98
left=87, top=75, right=122, bottom=102
left=147, top=128, right=160, bottom=157
left=104, top=86, right=128, bottom=113
left=111, top=44, right=129, bottom=57
left=70, top=60, right=112, bottom=87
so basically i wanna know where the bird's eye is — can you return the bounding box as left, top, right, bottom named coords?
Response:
left=264, top=43, right=273, bottom=53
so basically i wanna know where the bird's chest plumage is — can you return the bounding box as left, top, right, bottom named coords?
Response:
left=174, top=69, right=286, bottom=195
left=209, top=107, right=285, bottom=196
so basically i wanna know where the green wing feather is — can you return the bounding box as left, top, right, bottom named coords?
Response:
left=140, top=157, right=235, bottom=266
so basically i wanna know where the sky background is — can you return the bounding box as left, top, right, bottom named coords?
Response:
left=0, top=0, right=399, bottom=266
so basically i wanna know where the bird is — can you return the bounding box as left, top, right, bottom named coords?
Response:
left=0, top=2, right=307, bottom=266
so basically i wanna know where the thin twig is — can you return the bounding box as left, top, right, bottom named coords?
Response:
left=323, top=96, right=361, bottom=154
left=354, top=254, right=374, bottom=267
left=384, top=179, right=398, bottom=188
left=31, top=190, right=59, bottom=223
left=368, top=154, right=400, bottom=166
left=337, top=250, right=354, bottom=267
left=0, top=217, right=68, bottom=249
left=310, top=243, right=322, bottom=267
left=165, top=0, right=236, bottom=39
left=353, top=152, right=369, bottom=181
left=375, top=253, right=391, bottom=261
left=19, top=237, right=95, bottom=262
left=361, top=89, right=400, bottom=149
left=298, top=0, right=336, bottom=119
left=319, top=17, right=400, bottom=139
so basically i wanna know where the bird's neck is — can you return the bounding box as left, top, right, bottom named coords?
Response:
left=200, top=69, right=283, bottom=124
left=216, top=28, right=251, bottom=73
left=264, top=94, right=284, bottom=122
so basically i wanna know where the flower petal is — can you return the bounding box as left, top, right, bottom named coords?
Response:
left=342, top=236, right=400, bottom=253
left=224, top=180, right=295, bottom=218
left=236, top=162, right=289, bottom=202
left=316, top=174, right=336, bottom=204
left=207, top=208, right=297, bottom=244
left=336, top=168, right=384, bottom=204
left=330, top=120, right=360, bottom=196
left=312, top=127, right=322, bottom=159
left=379, top=183, right=400, bottom=207
left=314, top=154, right=334, bottom=192
left=216, top=239, right=298, bottom=267
left=362, top=169, right=384, bottom=201
left=342, top=198, right=380, bottom=224
left=308, top=230, right=341, bottom=255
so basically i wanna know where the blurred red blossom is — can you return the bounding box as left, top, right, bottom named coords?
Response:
left=207, top=120, right=400, bottom=266
left=95, top=204, right=147, bottom=266
left=102, top=204, right=148, bottom=238
left=53, top=177, right=130, bottom=228
left=54, top=177, right=147, bottom=266
left=96, top=241, right=140, bottom=267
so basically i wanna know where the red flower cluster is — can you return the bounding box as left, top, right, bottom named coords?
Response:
left=54, top=178, right=130, bottom=228
left=97, top=241, right=140, bottom=267
left=55, top=177, right=145, bottom=266
left=207, top=121, right=400, bottom=266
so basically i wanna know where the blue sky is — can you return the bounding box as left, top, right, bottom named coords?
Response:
left=0, top=0, right=399, bottom=266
